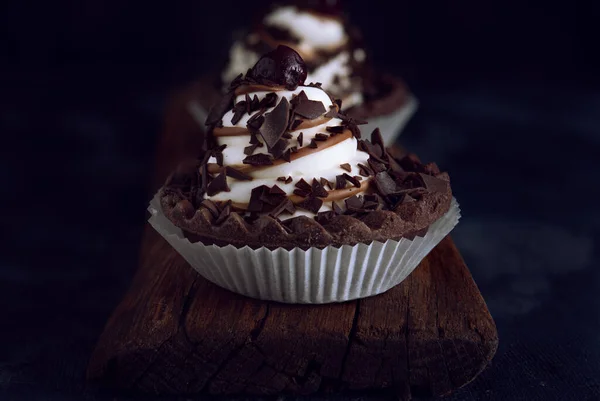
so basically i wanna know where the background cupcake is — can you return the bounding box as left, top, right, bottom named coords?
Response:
left=154, top=46, right=458, bottom=303
left=191, top=0, right=417, bottom=145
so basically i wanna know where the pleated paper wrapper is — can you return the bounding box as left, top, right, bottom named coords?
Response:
left=187, top=95, right=418, bottom=147
left=148, top=194, right=459, bottom=304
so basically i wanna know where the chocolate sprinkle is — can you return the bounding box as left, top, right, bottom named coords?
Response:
left=296, top=196, right=323, bottom=214
left=335, top=175, right=346, bottom=190
left=314, top=133, right=329, bottom=141
left=260, top=97, right=290, bottom=150
left=308, top=139, right=318, bottom=148
left=226, top=166, right=252, bottom=181
left=343, top=173, right=361, bottom=188
left=340, top=163, right=351, bottom=172
left=311, top=179, right=329, bottom=198
left=206, top=171, right=230, bottom=196
left=243, top=153, right=273, bottom=166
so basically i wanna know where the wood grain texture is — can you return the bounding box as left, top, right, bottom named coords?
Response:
left=86, top=80, right=498, bottom=398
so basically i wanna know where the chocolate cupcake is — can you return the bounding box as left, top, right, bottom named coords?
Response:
left=190, top=1, right=416, bottom=145
left=152, top=46, right=458, bottom=303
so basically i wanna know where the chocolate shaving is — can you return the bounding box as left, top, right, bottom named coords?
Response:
left=293, top=189, right=311, bottom=198
left=292, top=91, right=326, bottom=119
left=320, top=177, right=333, bottom=190
left=247, top=185, right=269, bottom=212
left=270, top=198, right=296, bottom=218
left=226, top=166, right=252, bottom=181
left=206, top=91, right=234, bottom=126
left=354, top=175, right=363, bottom=181
left=260, top=98, right=290, bottom=150
left=200, top=199, right=219, bottom=219
left=250, top=94, right=260, bottom=112
left=324, top=105, right=340, bottom=119
left=282, top=132, right=293, bottom=139
left=326, top=126, right=345, bottom=134
left=374, top=172, right=398, bottom=196
left=290, top=146, right=298, bottom=153
left=308, top=139, right=318, bottom=148
left=249, top=134, right=260, bottom=145
left=295, top=178, right=312, bottom=192
left=291, top=119, right=303, bottom=130
left=343, top=173, right=361, bottom=188
left=269, top=185, right=286, bottom=196
left=315, top=211, right=335, bottom=225
left=258, top=92, right=278, bottom=109
left=296, top=196, right=323, bottom=214
left=335, top=175, right=347, bottom=190
left=282, top=149, right=292, bottom=162
left=297, top=132, right=303, bottom=147
left=358, top=163, right=374, bottom=177
left=418, top=173, right=449, bottom=193
left=215, top=152, right=224, bottom=166
left=243, top=153, right=273, bottom=166
left=345, top=195, right=364, bottom=211
left=314, top=133, right=329, bottom=141
left=244, top=143, right=259, bottom=155
left=368, top=158, right=387, bottom=174
left=245, top=94, right=251, bottom=114
left=215, top=201, right=232, bottom=225
left=231, top=101, right=247, bottom=125
left=247, top=113, right=265, bottom=133
left=269, top=138, right=289, bottom=159
left=332, top=201, right=343, bottom=215
left=206, top=171, right=230, bottom=196
left=340, top=163, right=351, bottom=172
left=371, top=128, right=385, bottom=149
left=277, top=176, right=287, bottom=182
left=285, top=176, right=293, bottom=184
left=311, top=179, right=329, bottom=198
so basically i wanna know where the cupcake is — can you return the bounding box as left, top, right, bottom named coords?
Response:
left=190, top=1, right=416, bottom=146
left=152, top=46, right=458, bottom=303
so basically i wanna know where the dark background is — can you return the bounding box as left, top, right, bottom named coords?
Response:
left=2, top=1, right=599, bottom=400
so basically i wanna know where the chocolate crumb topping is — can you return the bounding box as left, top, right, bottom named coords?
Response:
left=340, top=163, right=351, bottom=172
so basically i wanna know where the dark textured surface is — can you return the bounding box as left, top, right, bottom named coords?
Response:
left=3, top=0, right=600, bottom=399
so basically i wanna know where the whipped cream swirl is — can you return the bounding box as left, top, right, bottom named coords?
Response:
left=206, top=85, right=371, bottom=218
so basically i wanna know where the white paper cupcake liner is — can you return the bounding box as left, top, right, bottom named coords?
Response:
left=187, top=95, right=418, bottom=146
left=148, top=194, right=460, bottom=304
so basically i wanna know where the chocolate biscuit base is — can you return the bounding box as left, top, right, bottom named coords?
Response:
left=159, top=158, right=452, bottom=251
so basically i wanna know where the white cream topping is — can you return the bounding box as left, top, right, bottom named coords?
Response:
left=207, top=85, right=371, bottom=217
left=264, top=6, right=346, bottom=51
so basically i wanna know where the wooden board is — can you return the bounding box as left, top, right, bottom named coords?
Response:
left=86, top=81, right=498, bottom=399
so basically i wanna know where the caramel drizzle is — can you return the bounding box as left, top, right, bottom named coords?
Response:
left=206, top=130, right=352, bottom=175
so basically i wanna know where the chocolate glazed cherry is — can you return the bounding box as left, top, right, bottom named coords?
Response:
left=248, top=45, right=307, bottom=90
